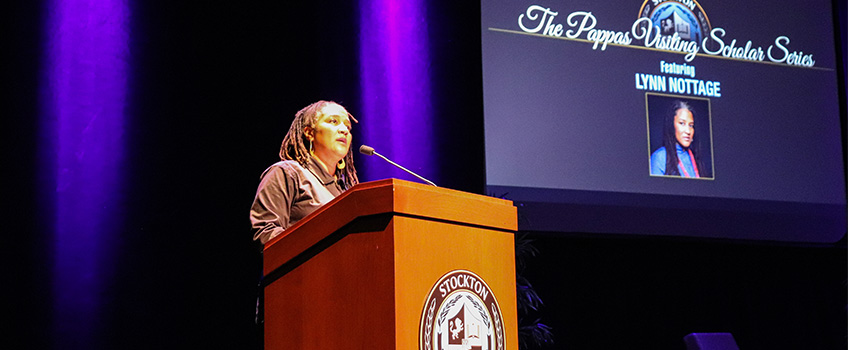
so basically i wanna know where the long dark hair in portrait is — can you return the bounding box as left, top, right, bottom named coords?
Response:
left=279, top=100, right=360, bottom=189
left=662, top=100, right=708, bottom=177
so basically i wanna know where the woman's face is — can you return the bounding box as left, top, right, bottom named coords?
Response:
left=674, top=108, right=694, bottom=148
left=309, top=103, right=353, bottom=163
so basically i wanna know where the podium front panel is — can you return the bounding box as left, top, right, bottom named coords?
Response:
left=393, top=216, right=518, bottom=350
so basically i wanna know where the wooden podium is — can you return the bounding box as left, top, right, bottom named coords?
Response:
left=262, top=179, right=518, bottom=350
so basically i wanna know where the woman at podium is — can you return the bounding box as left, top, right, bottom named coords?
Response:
left=249, top=101, right=359, bottom=244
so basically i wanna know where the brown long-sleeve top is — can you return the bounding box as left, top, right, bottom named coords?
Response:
left=249, top=157, right=343, bottom=244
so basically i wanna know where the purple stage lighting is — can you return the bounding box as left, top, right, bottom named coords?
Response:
left=41, top=0, right=129, bottom=347
left=359, top=0, right=436, bottom=184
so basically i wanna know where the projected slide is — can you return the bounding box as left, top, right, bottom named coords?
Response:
left=482, top=0, right=845, bottom=242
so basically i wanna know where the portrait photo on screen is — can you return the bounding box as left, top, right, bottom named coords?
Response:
left=646, top=94, right=714, bottom=179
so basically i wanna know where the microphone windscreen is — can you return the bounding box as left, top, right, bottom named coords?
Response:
left=359, top=145, right=375, bottom=156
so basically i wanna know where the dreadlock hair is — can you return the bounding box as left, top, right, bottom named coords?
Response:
left=662, top=100, right=704, bottom=177
left=279, top=100, right=360, bottom=190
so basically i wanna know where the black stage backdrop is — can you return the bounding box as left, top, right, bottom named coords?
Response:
left=4, top=1, right=845, bottom=349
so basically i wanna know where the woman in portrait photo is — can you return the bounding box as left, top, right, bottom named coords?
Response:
left=650, top=100, right=708, bottom=178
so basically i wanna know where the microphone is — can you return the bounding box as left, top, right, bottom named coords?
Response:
left=359, top=145, right=437, bottom=186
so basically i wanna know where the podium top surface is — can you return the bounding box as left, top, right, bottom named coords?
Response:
left=263, top=178, right=517, bottom=275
